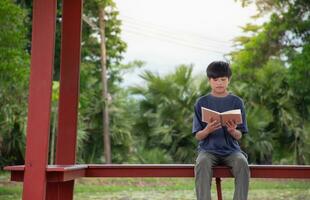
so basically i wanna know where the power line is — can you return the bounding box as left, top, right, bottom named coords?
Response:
left=122, top=22, right=231, bottom=50
left=82, top=13, right=230, bottom=55
left=122, top=27, right=228, bottom=54
left=120, top=15, right=231, bottom=45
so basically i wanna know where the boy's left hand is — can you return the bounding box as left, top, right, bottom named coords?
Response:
left=225, top=120, right=237, bottom=134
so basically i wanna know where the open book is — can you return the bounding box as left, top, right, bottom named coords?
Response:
left=201, top=107, right=243, bottom=126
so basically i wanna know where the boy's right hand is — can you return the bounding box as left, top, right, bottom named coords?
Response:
left=195, top=118, right=222, bottom=140
left=206, top=118, right=222, bottom=134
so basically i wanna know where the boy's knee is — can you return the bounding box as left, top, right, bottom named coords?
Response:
left=196, top=153, right=213, bottom=168
left=233, top=154, right=249, bottom=169
left=195, top=153, right=213, bottom=180
left=231, top=154, right=250, bottom=178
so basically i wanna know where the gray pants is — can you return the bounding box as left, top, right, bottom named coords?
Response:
left=195, top=151, right=250, bottom=200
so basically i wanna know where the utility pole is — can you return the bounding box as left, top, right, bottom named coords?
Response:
left=98, top=5, right=111, bottom=164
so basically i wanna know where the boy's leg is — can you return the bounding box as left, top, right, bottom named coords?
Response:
left=222, top=152, right=250, bottom=200
left=195, top=152, right=219, bottom=200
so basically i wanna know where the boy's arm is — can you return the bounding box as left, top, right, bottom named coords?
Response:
left=230, top=129, right=242, bottom=140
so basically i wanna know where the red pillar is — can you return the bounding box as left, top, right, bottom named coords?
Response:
left=216, top=178, right=223, bottom=200
left=56, top=0, right=83, bottom=167
left=22, top=0, right=57, bottom=200
left=46, top=0, right=83, bottom=199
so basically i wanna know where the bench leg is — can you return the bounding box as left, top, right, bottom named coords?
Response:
left=216, top=178, right=223, bottom=200
left=46, top=181, right=75, bottom=200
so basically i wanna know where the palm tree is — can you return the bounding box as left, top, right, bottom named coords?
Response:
left=130, top=65, right=209, bottom=163
left=232, top=60, right=308, bottom=164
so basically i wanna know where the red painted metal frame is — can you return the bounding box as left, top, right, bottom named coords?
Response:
left=6, top=164, right=310, bottom=181
left=215, top=178, right=223, bottom=200
left=4, top=165, right=87, bottom=182
left=249, top=165, right=310, bottom=179
left=46, top=165, right=87, bottom=182
left=56, top=0, right=83, bottom=166
left=86, top=164, right=310, bottom=179
left=15, top=0, right=83, bottom=199
left=86, top=164, right=196, bottom=177
left=46, top=0, right=83, bottom=199
left=86, top=164, right=231, bottom=177
left=22, top=0, right=57, bottom=200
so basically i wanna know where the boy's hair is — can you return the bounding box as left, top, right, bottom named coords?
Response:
left=206, top=61, right=232, bottom=79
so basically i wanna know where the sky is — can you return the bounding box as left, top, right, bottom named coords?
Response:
left=114, top=0, right=260, bottom=86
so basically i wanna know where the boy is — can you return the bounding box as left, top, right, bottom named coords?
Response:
left=192, top=61, right=250, bottom=200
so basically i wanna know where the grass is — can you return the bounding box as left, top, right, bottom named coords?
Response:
left=73, top=178, right=310, bottom=200
left=1, top=171, right=310, bottom=200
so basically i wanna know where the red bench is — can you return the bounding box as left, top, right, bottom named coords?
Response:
left=5, top=164, right=310, bottom=200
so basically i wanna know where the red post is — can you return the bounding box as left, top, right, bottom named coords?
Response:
left=22, top=0, right=57, bottom=199
left=55, top=0, right=83, bottom=167
left=216, top=177, right=223, bottom=200
left=46, top=0, right=83, bottom=199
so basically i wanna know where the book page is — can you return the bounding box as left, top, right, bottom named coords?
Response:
left=201, top=107, right=221, bottom=124
left=221, top=109, right=242, bottom=125
left=221, top=109, right=241, bottom=115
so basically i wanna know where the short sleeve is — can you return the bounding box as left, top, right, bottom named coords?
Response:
left=192, top=102, right=205, bottom=135
left=236, top=99, right=248, bottom=134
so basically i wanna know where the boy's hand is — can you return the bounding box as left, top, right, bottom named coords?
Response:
left=195, top=118, right=221, bottom=140
left=206, top=118, right=222, bottom=133
left=226, top=120, right=237, bottom=134
left=226, top=120, right=242, bottom=140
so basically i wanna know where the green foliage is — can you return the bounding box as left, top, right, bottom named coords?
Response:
left=130, top=65, right=209, bottom=163
left=232, top=0, right=310, bottom=164
left=0, top=0, right=29, bottom=79
left=288, top=44, right=310, bottom=118
left=0, top=0, right=29, bottom=168
left=67, top=0, right=141, bottom=163
left=242, top=106, right=273, bottom=163
left=78, top=61, right=140, bottom=163
left=82, top=0, right=127, bottom=85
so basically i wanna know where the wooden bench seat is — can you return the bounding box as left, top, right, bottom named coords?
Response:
left=5, top=164, right=310, bottom=181
left=4, top=165, right=88, bottom=182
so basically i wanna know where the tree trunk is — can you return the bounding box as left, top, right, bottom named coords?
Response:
left=295, top=136, right=305, bottom=165
left=98, top=5, right=111, bottom=164
left=49, top=105, right=57, bottom=164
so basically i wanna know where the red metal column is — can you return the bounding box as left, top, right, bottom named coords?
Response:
left=56, top=0, right=83, bottom=167
left=22, top=0, right=57, bottom=199
left=46, top=0, right=83, bottom=199
left=216, top=178, right=223, bottom=200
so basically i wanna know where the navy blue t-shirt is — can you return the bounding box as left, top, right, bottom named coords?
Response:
left=192, top=93, right=248, bottom=156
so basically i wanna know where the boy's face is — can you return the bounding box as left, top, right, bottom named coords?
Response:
left=209, top=77, right=230, bottom=94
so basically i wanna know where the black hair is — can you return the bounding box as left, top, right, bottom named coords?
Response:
left=206, top=61, right=232, bottom=79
